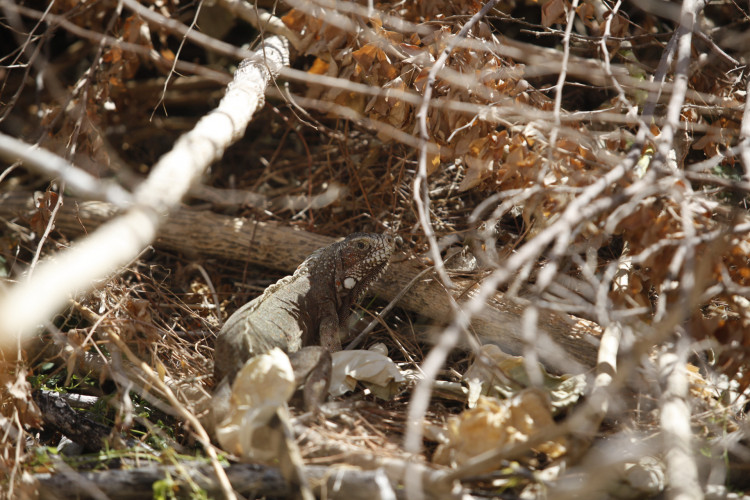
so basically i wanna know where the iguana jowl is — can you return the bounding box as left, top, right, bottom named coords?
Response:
left=213, top=233, right=395, bottom=384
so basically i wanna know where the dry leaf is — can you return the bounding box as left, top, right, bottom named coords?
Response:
left=29, top=191, right=59, bottom=236
left=2, top=366, right=42, bottom=428
left=459, top=155, right=494, bottom=191
left=610, top=457, right=666, bottom=498
left=464, top=345, right=586, bottom=412
left=542, top=0, right=567, bottom=26
left=308, top=58, right=330, bottom=75
left=214, top=348, right=295, bottom=461
left=330, top=345, right=405, bottom=399
left=433, top=391, right=566, bottom=469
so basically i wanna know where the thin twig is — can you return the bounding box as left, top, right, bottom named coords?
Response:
left=599, top=1, right=634, bottom=112
left=151, top=0, right=206, bottom=120
left=654, top=0, right=705, bottom=170
left=27, top=187, right=65, bottom=277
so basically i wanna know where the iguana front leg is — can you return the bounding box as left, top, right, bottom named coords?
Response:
left=288, top=347, right=332, bottom=413
left=296, top=302, right=339, bottom=411
left=318, top=301, right=342, bottom=352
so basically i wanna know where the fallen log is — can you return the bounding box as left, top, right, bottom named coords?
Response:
left=34, top=462, right=408, bottom=500
left=0, top=191, right=599, bottom=371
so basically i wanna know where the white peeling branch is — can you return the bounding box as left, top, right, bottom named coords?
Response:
left=134, top=37, right=288, bottom=210
left=655, top=0, right=704, bottom=169
left=0, top=35, right=289, bottom=347
left=659, top=348, right=701, bottom=500
left=740, top=76, right=750, bottom=183
left=215, top=0, right=302, bottom=51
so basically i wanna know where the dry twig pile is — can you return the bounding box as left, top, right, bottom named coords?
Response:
left=1, top=0, right=750, bottom=498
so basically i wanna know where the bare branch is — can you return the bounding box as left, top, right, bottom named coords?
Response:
left=660, top=347, right=702, bottom=500
left=0, top=134, right=133, bottom=207
left=654, top=0, right=705, bottom=170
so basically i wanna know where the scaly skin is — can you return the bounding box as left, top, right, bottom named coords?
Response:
left=213, top=233, right=395, bottom=384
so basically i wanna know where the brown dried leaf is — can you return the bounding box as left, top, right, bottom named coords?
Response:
left=308, top=58, right=329, bottom=75
left=433, top=390, right=566, bottom=469
left=1, top=366, right=42, bottom=428
left=460, top=156, right=494, bottom=191
left=542, top=0, right=567, bottom=26
left=29, top=191, right=60, bottom=236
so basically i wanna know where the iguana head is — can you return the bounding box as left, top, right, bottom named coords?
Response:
left=335, top=233, right=395, bottom=302
left=306, top=232, right=395, bottom=318
left=304, top=233, right=395, bottom=330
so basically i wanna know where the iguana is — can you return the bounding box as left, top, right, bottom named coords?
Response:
left=213, top=233, right=395, bottom=388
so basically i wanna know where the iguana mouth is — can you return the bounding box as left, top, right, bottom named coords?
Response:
left=354, top=260, right=390, bottom=300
